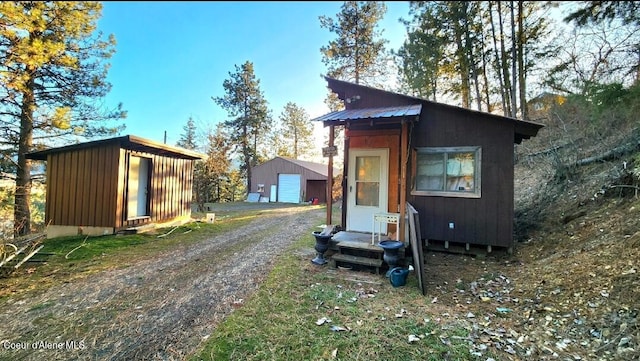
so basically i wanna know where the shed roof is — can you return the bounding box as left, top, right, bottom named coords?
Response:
left=314, top=77, right=544, bottom=144
left=26, top=135, right=206, bottom=161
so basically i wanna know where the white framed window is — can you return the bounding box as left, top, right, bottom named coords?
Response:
left=257, top=184, right=265, bottom=193
left=412, top=146, right=481, bottom=198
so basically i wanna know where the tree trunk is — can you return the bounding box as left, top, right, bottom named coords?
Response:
left=490, top=1, right=508, bottom=116
left=454, top=21, right=470, bottom=109
left=14, top=73, right=35, bottom=237
left=462, top=3, right=482, bottom=111
left=497, top=2, right=513, bottom=117
left=510, top=1, right=518, bottom=118
left=481, top=18, right=492, bottom=113
left=243, top=124, right=252, bottom=194
left=517, top=0, right=528, bottom=120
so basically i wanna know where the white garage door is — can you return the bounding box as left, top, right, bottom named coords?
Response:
left=277, top=174, right=301, bottom=203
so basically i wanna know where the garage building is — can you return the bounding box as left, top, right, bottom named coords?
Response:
left=250, top=157, right=337, bottom=204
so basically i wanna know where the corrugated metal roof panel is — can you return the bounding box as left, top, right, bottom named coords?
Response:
left=312, top=104, right=422, bottom=122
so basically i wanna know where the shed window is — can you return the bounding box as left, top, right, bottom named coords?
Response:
left=412, top=147, right=481, bottom=198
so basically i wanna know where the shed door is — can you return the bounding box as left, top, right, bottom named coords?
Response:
left=277, top=174, right=301, bottom=203
left=269, top=184, right=277, bottom=202
left=347, top=149, right=389, bottom=233
left=127, top=156, right=150, bottom=219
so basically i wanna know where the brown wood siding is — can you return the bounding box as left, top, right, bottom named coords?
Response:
left=250, top=157, right=327, bottom=202
left=44, top=144, right=120, bottom=228
left=327, top=78, right=415, bottom=110
left=408, top=105, right=515, bottom=248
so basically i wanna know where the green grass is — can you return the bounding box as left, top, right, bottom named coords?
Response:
left=188, top=232, right=482, bottom=361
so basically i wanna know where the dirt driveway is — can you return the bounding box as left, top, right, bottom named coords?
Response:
left=0, top=204, right=325, bottom=361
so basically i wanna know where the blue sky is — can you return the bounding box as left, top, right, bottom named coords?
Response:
left=97, top=1, right=411, bottom=154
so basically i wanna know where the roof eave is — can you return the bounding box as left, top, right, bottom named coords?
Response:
left=514, top=120, right=545, bottom=144
left=25, top=135, right=206, bottom=161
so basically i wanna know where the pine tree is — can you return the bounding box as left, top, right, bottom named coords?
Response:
left=212, top=61, right=271, bottom=193
left=397, top=1, right=552, bottom=117
left=564, top=1, right=640, bottom=26
left=319, top=1, right=389, bottom=88
left=192, top=123, right=232, bottom=208
left=0, top=1, right=126, bottom=236
left=277, top=102, right=314, bottom=160
left=176, top=117, right=198, bottom=150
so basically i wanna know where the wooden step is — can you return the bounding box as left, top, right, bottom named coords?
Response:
left=330, top=253, right=383, bottom=274
left=337, top=241, right=384, bottom=253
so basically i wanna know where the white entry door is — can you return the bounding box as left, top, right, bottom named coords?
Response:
left=269, top=184, right=277, bottom=202
left=347, top=148, right=389, bottom=233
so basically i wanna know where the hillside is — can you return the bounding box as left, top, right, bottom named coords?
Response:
left=504, top=117, right=640, bottom=359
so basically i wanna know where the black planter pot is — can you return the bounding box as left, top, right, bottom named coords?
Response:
left=379, top=240, right=404, bottom=276
left=311, top=231, right=332, bottom=265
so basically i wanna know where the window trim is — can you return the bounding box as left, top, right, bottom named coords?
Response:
left=411, top=146, right=482, bottom=198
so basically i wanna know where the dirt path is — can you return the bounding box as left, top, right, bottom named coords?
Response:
left=0, top=205, right=325, bottom=361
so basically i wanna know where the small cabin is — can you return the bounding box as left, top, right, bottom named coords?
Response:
left=314, top=77, right=544, bottom=254
left=26, top=135, right=205, bottom=238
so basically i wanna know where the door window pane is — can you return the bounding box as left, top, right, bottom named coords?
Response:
left=355, top=156, right=380, bottom=206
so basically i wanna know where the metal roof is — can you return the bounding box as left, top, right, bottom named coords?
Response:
left=312, top=104, right=422, bottom=123
left=26, top=135, right=206, bottom=161
left=253, top=157, right=340, bottom=178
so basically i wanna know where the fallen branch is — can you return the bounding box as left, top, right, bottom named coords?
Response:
left=608, top=184, right=640, bottom=190
left=608, top=184, right=640, bottom=197
left=575, top=140, right=640, bottom=167
left=14, top=245, right=44, bottom=269
left=65, top=236, right=89, bottom=259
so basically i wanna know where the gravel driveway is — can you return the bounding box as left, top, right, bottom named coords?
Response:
left=0, top=204, right=325, bottom=361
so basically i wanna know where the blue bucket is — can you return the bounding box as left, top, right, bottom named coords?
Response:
left=389, top=267, right=410, bottom=287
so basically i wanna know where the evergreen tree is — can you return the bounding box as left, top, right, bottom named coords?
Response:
left=397, top=1, right=552, bottom=117
left=564, top=1, right=640, bottom=26
left=0, top=1, right=126, bottom=236
left=176, top=116, right=198, bottom=150
left=318, top=1, right=389, bottom=180
left=277, top=102, right=314, bottom=160
left=396, top=6, right=445, bottom=101
left=398, top=2, right=484, bottom=110
left=192, top=123, right=232, bottom=208
left=212, top=61, right=271, bottom=193
left=319, top=1, right=389, bottom=89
